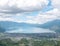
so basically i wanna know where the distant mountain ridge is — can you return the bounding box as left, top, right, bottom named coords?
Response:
left=0, top=21, right=38, bottom=32
left=0, top=19, right=60, bottom=33
left=38, top=20, right=60, bottom=33
left=39, top=20, right=60, bottom=28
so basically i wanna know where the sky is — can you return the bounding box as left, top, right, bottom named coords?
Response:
left=0, top=0, right=60, bottom=33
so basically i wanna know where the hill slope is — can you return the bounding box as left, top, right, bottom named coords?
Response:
left=38, top=20, right=60, bottom=33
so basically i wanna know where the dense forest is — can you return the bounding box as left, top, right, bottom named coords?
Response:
left=0, top=38, right=60, bottom=46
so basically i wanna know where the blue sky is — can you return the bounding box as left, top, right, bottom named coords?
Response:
left=0, top=0, right=60, bottom=33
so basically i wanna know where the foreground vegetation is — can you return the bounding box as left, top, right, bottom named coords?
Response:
left=0, top=38, right=60, bottom=46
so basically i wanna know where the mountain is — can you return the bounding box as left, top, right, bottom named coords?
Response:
left=0, top=21, right=38, bottom=33
left=0, top=19, right=60, bottom=33
left=0, top=20, right=59, bottom=38
left=0, top=27, right=5, bottom=32
left=0, top=21, right=26, bottom=31
left=0, top=21, right=20, bottom=31
left=38, top=20, right=60, bottom=33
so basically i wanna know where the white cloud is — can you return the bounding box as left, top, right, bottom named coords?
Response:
left=44, top=8, right=60, bottom=18
left=5, top=27, right=56, bottom=33
left=0, top=0, right=49, bottom=23
left=5, top=29, right=23, bottom=33
left=0, top=8, right=60, bottom=24
left=52, top=0, right=60, bottom=9
left=0, top=13, right=24, bottom=22
left=22, top=8, right=60, bottom=24
left=23, top=14, right=56, bottom=24
left=32, top=28, right=56, bottom=33
left=0, top=0, right=49, bottom=13
left=0, top=0, right=60, bottom=24
left=0, top=17, right=15, bottom=21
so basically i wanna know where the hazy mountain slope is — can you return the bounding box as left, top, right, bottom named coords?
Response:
left=38, top=20, right=60, bottom=33
left=0, top=27, right=5, bottom=32
left=0, top=21, right=38, bottom=32
left=0, top=20, right=60, bottom=33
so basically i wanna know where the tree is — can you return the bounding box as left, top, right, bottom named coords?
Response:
left=18, top=38, right=29, bottom=46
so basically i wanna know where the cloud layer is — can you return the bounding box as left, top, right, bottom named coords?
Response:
left=6, top=27, right=55, bottom=33
left=0, top=0, right=60, bottom=24
left=0, top=0, right=48, bottom=14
